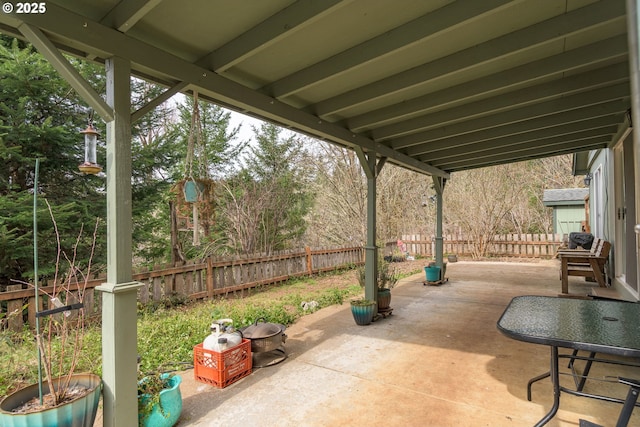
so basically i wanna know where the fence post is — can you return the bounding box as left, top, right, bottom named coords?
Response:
left=7, top=285, right=24, bottom=332
left=207, top=256, right=214, bottom=299
left=27, top=294, right=42, bottom=330
left=305, top=246, right=313, bottom=274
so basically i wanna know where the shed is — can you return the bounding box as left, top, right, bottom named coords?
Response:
left=543, top=188, right=589, bottom=234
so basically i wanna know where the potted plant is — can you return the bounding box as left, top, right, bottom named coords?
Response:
left=0, top=208, right=102, bottom=426
left=138, top=370, right=183, bottom=427
left=357, top=254, right=399, bottom=313
left=349, top=299, right=377, bottom=325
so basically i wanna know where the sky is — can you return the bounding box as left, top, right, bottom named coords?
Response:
left=228, top=110, right=263, bottom=143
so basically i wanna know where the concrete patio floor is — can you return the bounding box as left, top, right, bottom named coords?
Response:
left=173, top=261, right=640, bottom=426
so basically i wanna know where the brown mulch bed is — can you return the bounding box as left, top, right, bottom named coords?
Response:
left=8, top=385, right=90, bottom=413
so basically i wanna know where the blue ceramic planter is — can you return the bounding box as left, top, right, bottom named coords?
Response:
left=0, top=373, right=102, bottom=427
left=350, top=301, right=376, bottom=325
left=138, top=374, right=182, bottom=427
left=425, top=266, right=440, bottom=282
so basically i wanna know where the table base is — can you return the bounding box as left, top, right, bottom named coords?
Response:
left=528, top=347, right=640, bottom=426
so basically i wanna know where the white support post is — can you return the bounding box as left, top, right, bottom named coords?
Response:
left=355, top=148, right=387, bottom=302
left=365, top=152, right=378, bottom=302
left=95, top=56, right=142, bottom=427
left=432, top=176, right=446, bottom=269
left=355, top=148, right=375, bottom=302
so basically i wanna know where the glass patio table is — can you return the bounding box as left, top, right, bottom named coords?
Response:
left=497, top=295, right=640, bottom=426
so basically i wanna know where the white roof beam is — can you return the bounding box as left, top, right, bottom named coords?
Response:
left=314, top=0, right=626, bottom=117
left=131, top=81, right=188, bottom=123
left=404, top=111, right=624, bottom=157
left=18, top=23, right=114, bottom=122
left=391, top=99, right=629, bottom=150
left=100, top=0, right=163, bottom=32
left=374, top=65, right=630, bottom=140
left=416, top=123, right=619, bottom=160
left=349, top=35, right=628, bottom=131
left=263, top=0, right=514, bottom=98
left=200, top=0, right=347, bottom=73
left=433, top=136, right=610, bottom=170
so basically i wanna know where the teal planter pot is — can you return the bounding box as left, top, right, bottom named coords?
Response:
left=138, top=374, right=182, bottom=427
left=0, top=373, right=102, bottom=427
left=350, top=300, right=376, bottom=325
left=425, top=266, right=440, bottom=282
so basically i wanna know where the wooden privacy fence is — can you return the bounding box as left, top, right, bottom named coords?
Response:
left=1, top=246, right=363, bottom=332
left=399, top=233, right=564, bottom=258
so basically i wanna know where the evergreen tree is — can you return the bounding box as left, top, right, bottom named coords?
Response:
left=170, top=96, right=245, bottom=181
left=219, top=123, right=313, bottom=254
left=164, top=96, right=246, bottom=259
left=129, top=79, right=182, bottom=264
left=0, top=36, right=107, bottom=287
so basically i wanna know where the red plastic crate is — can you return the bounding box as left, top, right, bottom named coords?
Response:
left=193, top=339, right=252, bottom=388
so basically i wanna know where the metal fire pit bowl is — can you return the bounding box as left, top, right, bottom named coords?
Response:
left=241, top=318, right=287, bottom=353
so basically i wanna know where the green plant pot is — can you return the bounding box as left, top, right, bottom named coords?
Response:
left=350, top=301, right=376, bottom=325
left=377, top=288, right=391, bottom=312
left=0, top=373, right=102, bottom=427
left=425, top=266, right=441, bottom=282
left=138, top=374, right=182, bottom=427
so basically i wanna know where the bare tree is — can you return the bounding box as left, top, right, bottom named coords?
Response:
left=306, top=144, right=368, bottom=246
left=218, top=177, right=271, bottom=254
left=304, top=143, right=434, bottom=247
left=299, top=138, right=578, bottom=256
left=377, top=166, right=434, bottom=241
left=444, top=164, right=530, bottom=258
left=442, top=156, right=579, bottom=257
left=215, top=124, right=313, bottom=255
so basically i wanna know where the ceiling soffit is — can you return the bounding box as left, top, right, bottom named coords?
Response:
left=0, top=0, right=629, bottom=176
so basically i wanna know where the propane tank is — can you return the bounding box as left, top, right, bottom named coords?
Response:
left=203, top=318, right=242, bottom=352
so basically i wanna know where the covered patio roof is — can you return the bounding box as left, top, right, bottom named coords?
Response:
left=0, top=0, right=632, bottom=177
left=2, top=1, right=639, bottom=426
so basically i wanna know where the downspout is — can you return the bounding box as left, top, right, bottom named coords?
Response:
left=626, top=0, right=640, bottom=293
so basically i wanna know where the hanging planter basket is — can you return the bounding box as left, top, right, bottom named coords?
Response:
left=183, top=179, right=205, bottom=203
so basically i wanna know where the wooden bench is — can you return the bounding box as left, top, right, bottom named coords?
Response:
left=559, top=238, right=611, bottom=294
left=556, top=236, right=599, bottom=257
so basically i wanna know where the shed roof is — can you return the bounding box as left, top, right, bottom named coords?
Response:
left=543, top=188, right=589, bottom=206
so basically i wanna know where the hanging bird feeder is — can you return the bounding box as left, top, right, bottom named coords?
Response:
left=78, top=121, right=102, bottom=174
